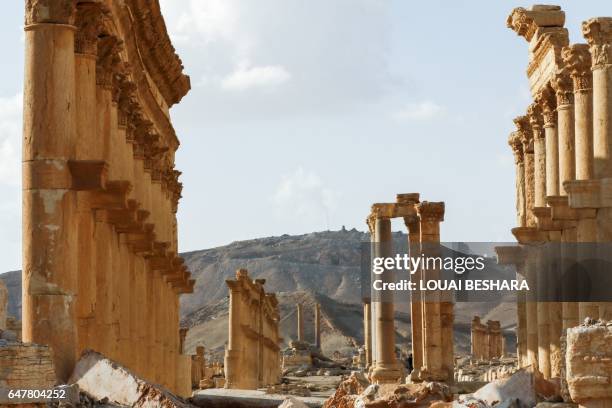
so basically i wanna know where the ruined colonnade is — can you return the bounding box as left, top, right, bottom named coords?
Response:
left=224, top=269, right=281, bottom=390
left=470, top=316, right=503, bottom=361
left=364, top=193, right=453, bottom=384
left=22, top=0, right=193, bottom=394
left=499, top=6, right=612, bottom=407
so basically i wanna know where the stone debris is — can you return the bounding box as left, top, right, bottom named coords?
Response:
left=455, top=356, right=518, bottom=383
left=69, top=350, right=195, bottom=408
left=278, top=396, right=311, bottom=408
left=470, top=368, right=537, bottom=408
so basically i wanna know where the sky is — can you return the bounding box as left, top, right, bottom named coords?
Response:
left=0, top=1, right=609, bottom=272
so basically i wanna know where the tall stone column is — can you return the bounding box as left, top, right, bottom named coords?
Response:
left=297, top=303, right=304, bottom=342
left=363, top=300, right=372, bottom=367
left=417, top=202, right=451, bottom=382
left=552, top=71, right=575, bottom=193
left=371, top=215, right=402, bottom=384
left=529, top=103, right=546, bottom=208
left=314, top=303, right=321, bottom=349
left=73, top=2, right=106, bottom=357
left=583, top=18, right=612, bottom=180
left=22, top=2, right=78, bottom=382
left=541, top=87, right=560, bottom=197
left=509, top=133, right=526, bottom=226
left=225, top=271, right=244, bottom=389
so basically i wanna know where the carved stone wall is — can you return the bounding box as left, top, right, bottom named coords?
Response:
left=21, top=0, right=193, bottom=395
left=224, top=269, right=281, bottom=390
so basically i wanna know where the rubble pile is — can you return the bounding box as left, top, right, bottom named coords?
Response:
left=455, top=356, right=518, bottom=382
left=282, top=341, right=351, bottom=377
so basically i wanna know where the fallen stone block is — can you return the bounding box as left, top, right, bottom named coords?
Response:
left=278, top=396, right=310, bottom=408
left=472, top=368, right=536, bottom=408
left=68, top=350, right=194, bottom=407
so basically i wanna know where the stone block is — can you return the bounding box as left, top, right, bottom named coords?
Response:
left=472, top=368, right=537, bottom=408
left=68, top=350, right=192, bottom=407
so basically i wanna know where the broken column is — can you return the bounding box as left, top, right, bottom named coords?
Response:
left=314, top=303, right=321, bottom=349
left=297, top=303, right=304, bottom=342
left=363, top=299, right=372, bottom=367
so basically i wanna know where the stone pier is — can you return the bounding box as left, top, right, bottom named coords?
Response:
left=314, top=303, right=321, bottom=349
left=225, top=269, right=281, bottom=390
left=21, top=0, right=193, bottom=394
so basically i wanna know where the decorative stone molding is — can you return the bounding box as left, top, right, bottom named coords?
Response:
left=416, top=201, right=445, bottom=222
left=74, top=2, right=108, bottom=55
left=551, top=70, right=573, bottom=106
left=538, top=86, right=557, bottom=127
left=25, top=0, right=76, bottom=26
left=96, top=35, right=123, bottom=89
left=562, top=44, right=593, bottom=91
left=582, top=18, right=612, bottom=69
left=527, top=103, right=544, bottom=140
left=509, top=132, right=524, bottom=164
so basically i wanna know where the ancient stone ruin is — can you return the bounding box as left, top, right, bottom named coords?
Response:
left=364, top=193, right=453, bottom=384
left=470, top=316, right=504, bottom=361
left=224, top=269, right=282, bottom=390
left=20, top=0, right=193, bottom=395
left=497, top=5, right=612, bottom=406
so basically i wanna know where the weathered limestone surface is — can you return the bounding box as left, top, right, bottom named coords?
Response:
left=471, top=316, right=504, bottom=361
left=225, top=269, right=281, bottom=390
left=0, top=341, right=55, bottom=388
left=566, top=321, right=612, bottom=407
left=21, top=0, right=194, bottom=394
left=69, top=350, right=193, bottom=407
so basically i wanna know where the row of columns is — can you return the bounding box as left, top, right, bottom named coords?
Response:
left=225, top=269, right=281, bottom=390
left=21, top=1, right=193, bottom=394
left=505, top=6, right=612, bottom=406
left=364, top=194, right=453, bottom=384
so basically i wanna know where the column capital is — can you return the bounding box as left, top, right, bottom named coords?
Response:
left=416, top=201, right=445, bottom=222
left=25, top=0, right=77, bottom=26
left=537, top=87, right=557, bottom=127
left=551, top=70, right=573, bottom=106
left=513, top=115, right=533, bottom=153
left=96, top=35, right=123, bottom=90
left=508, top=132, right=524, bottom=165
left=506, top=6, right=564, bottom=42
left=582, top=18, right=612, bottom=69
left=527, top=103, right=544, bottom=140
left=74, top=2, right=108, bottom=56
left=562, top=44, right=593, bottom=91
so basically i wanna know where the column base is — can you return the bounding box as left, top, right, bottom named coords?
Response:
left=371, top=362, right=404, bottom=384
left=224, top=349, right=241, bottom=389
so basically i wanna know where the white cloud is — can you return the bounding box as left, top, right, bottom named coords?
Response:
left=0, top=93, right=22, bottom=187
left=221, top=64, right=291, bottom=91
left=271, top=167, right=337, bottom=227
left=393, top=101, right=445, bottom=121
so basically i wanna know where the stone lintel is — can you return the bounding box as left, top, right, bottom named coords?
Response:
left=507, top=6, right=565, bottom=42
left=494, top=245, right=525, bottom=265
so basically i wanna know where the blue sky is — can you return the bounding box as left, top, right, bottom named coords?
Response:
left=0, top=1, right=609, bottom=272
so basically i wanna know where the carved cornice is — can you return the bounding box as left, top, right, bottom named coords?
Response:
left=74, top=2, right=108, bottom=55
left=25, top=0, right=76, bottom=26
left=506, top=5, right=565, bottom=42
left=562, top=44, right=593, bottom=92
left=96, top=35, right=123, bottom=89
left=125, top=0, right=191, bottom=107
left=416, top=201, right=445, bottom=222
left=582, top=18, right=612, bottom=70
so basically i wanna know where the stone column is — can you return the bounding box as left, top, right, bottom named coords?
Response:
left=417, top=202, right=451, bottom=382
left=73, top=2, right=106, bottom=357
left=22, top=2, right=78, bottom=382
left=314, top=303, right=321, bottom=349
left=224, top=271, right=244, bottom=389
left=529, top=103, right=546, bottom=208
left=583, top=18, right=612, bottom=180
left=363, top=300, right=372, bottom=367
left=297, top=303, right=304, bottom=342
left=552, top=71, right=575, bottom=193
left=371, top=215, right=402, bottom=384
left=509, top=133, right=526, bottom=227
left=541, top=87, right=560, bottom=197
left=523, top=247, right=539, bottom=371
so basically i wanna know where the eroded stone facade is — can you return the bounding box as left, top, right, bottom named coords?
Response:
left=501, top=5, right=612, bottom=405
left=224, top=269, right=281, bottom=389
left=21, top=0, right=193, bottom=394
left=471, top=316, right=503, bottom=361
